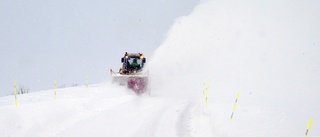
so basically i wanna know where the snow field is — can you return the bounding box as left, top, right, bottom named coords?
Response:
left=1, top=0, right=320, bottom=136
left=1, top=82, right=212, bottom=137
left=2, top=81, right=318, bottom=137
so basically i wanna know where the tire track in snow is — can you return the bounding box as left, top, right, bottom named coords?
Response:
left=176, top=101, right=216, bottom=137
left=42, top=95, right=136, bottom=137
left=133, top=99, right=198, bottom=137
left=176, top=102, right=193, bottom=137
left=132, top=100, right=172, bottom=137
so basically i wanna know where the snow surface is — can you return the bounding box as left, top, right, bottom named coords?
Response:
left=1, top=0, right=320, bottom=137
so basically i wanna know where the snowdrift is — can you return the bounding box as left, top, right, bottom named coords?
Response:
left=145, top=0, right=320, bottom=136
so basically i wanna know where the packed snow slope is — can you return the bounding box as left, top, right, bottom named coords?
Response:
left=1, top=0, right=320, bottom=137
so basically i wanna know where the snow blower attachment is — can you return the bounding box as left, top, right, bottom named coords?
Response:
left=110, top=52, right=149, bottom=95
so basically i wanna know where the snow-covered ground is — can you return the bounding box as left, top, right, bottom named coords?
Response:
left=1, top=0, right=320, bottom=137
left=0, top=84, right=172, bottom=137
left=0, top=83, right=214, bottom=137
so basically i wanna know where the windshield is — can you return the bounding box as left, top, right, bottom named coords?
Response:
left=128, top=58, right=143, bottom=67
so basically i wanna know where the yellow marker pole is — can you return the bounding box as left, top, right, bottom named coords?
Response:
left=54, top=80, right=57, bottom=100
left=202, top=83, right=205, bottom=101
left=14, top=81, right=18, bottom=108
left=86, top=75, right=88, bottom=91
left=230, top=92, right=240, bottom=121
left=202, top=82, right=207, bottom=101
left=205, top=83, right=209, bottom=108
left=304, top=118, right=313, bottom=137
left=202, top=81, right=209, bottom=108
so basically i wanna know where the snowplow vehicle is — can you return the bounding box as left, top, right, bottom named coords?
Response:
left=110, top=52, right=149, bottom=95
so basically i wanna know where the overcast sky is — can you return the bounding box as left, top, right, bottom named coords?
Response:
left=0, top=0, right=199, bottom=96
